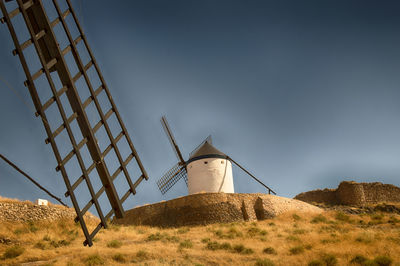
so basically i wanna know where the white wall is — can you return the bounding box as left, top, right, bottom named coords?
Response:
left=187, top=158, right=234, bottom=194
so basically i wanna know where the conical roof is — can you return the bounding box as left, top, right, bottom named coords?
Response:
left=188, top=141, right=227, bottom=160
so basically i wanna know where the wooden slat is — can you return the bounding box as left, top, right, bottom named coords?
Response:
left=31, top=68, right=44, bottom=81
left=38, top=86, right=68, bottom=116
left=72, top=60, right=93, bottom=83
left=12, top=29, right=46, bottom=56
left=65, top=161, right=96, bottom=197
left=56, top=137, right=88, bottom=171
left=50, top=8, right=70, bottom=28
left=120, top=189, right=131, bottom=203
left=29, top=58, right=57, bottom=82
left=2, top=0, right=34, bottom=22
left=82, top=85, right=103, bottom=109
left=45, top=112, right=78, bottom=144
left=61, top=35, right=83, bottom=56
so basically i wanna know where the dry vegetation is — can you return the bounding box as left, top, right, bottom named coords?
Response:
left=0, top=208, right=400, bottom=265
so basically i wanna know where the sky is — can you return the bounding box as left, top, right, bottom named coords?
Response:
left=1, top=0, right=400, bottom=214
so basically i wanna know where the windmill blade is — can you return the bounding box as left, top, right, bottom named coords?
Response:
left=189, top=135, right=212, bottom=158
left=157, top=163, right=188, bottom=195
left=161, top=116, right=186, bottom=165
left=227, top=156, right=276, bottom=195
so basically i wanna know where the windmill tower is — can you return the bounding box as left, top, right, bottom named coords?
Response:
left=157, top=116, right=275, bottom=196
left=187, top=140, right=234, bottom=194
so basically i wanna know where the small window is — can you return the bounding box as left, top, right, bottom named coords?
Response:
left=204, top=161, right=208, bottom=164
left=221, top=161, right=224, bottom=164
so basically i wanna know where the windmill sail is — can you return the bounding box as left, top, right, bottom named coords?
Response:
left=157, top=163, right=187, bottom=194
left=161, top=116, right=185, bottom=165
left=157, top=116, right=188, bottom=194
left=0, top=0, right=148, bottom=246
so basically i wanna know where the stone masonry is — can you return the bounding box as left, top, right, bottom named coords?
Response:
left=294, top=181, right=400, bottom=206
left=114, top=192, right=321, bottom=227
left=0, top=201, right=97, bottom=222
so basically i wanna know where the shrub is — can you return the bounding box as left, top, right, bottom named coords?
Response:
left=373, top=255, right=393, bottom=266
left=107, top=240, right=122, bottom=248
left=350, top=255, right=368, bottom=264
left=286, top=235, right=300, bottom=241
left=112, top=253, right=126, bottom=263
left=321, top=238, right=340, bottom=244
left=371, top=213, right=384, bottom=220
left=34, top=241, right=47, bottom=250
left=50, top=239, right=70, bottom=248
left=335, top=212, right=351, bottom=222
left=215, top=228, right=243, bottom=239
left=28, top=221, right=39, bottom=233
left=177, top=227, right=190, bottom=234
left=206, top=241, right=231, bottom=251
left=164, top=235, right=180, bottom=243
left=289, top=246, right=304, bottom=255
left=13, top=228, right=28, bottom=235
left=387, top=216, right=400, bottom=224
left=3, top=245, right=25, bottom=259
left=293, top=229, right=306, bottom=234
left=136, top=250, right=148, bottom=259
left=147, top=232, right=163, bottom=241
left=247, top=227, right=267, bottom=237
left=179, top=240, right=193, bottom=249
left=308, top=260, right=324, bottom=266
left=84, top=254, right=104, bottom=265
left=355, top=232, right=374, bottom=244
left=255, top=258, right=275, bottom=266
left=219, top=242, right=232, bottom=250
left=232, top=244, right=253, bottom=254
left=201, top=238, right=210, bottom=243
left=292, top=214, right=301, bottom=221
left=263, top=247, right=277, bottom=254
left=206, top=241, right=220, bottom=250
left=322, top=254, right=338, bottom=266
left=311, top=214, right=328, bottom=224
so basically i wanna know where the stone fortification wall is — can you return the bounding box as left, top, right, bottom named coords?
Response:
left=294, top=181, right=400, bottom=206
left=114, top=193, right=321, bottom=227
left=0, top=201, right=97, bottom=222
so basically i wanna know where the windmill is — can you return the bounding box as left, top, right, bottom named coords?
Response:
left=0, top=0, right=148, bottom=246
left=157, top=116, right=276, bottom=196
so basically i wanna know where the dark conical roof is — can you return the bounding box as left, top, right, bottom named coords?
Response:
left=188, top=141, right=226, bottom=160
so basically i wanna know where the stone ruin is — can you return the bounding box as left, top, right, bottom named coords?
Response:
left=294, top=181, right=400, bottom=206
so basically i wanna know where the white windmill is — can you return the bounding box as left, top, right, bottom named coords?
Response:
left=156, top=116, right=276, bottom=195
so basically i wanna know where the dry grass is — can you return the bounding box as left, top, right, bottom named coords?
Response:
left=0, top=195, right=32, bottom=204
left=0, top=210, right=399, bottom=265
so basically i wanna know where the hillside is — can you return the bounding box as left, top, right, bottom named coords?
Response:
left=0, top=196, right=400, bottom=265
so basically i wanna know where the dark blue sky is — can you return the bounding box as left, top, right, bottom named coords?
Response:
left=1, top=0, right=400, bottom=211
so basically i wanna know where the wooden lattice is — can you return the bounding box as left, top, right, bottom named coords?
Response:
left=0, top=0, right=148, bottom=246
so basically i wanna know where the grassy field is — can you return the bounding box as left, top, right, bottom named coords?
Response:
left=0, top=208, right=399, bottom=265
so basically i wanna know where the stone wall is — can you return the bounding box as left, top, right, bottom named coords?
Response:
left=294, top=181, right=400, bottom=206
left=114, top=192, right=321, bottom=227
left=0, top=201, right=97, bottom=222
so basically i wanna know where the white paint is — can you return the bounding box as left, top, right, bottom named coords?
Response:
left=187, top=158, right=234, bottom=194
left=35, top=199, right=48, bottom=206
